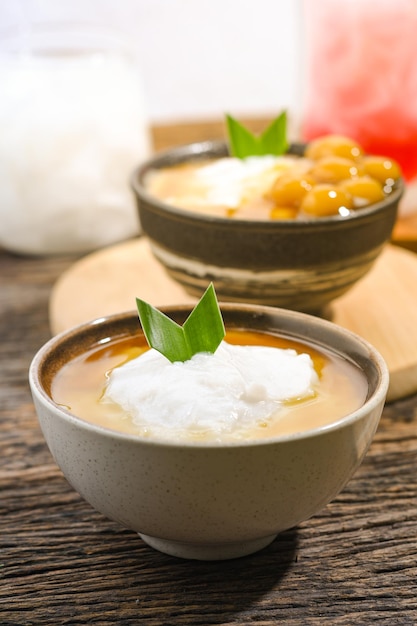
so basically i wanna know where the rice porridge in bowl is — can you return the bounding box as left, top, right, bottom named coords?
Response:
left=29, top=303, right=389, bottom=560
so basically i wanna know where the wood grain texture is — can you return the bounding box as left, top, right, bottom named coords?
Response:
left=49, top=239, right=417, bottom=402
left=393, top=211, right=417, bottom=252
left=2, top=247, right=417, bottom=626
left=1, top=120, right=417, bottom=625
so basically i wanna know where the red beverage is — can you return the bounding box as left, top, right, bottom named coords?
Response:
left=302, top=0, right=417, bottom=182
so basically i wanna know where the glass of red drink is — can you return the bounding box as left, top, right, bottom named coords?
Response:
left=301, top=0, right=417, bottom=214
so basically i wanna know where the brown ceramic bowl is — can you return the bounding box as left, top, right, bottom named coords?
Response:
left=131, top=141, right=404, bottom=312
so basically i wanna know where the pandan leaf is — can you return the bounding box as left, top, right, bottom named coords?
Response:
left=226, top=111, right=288, bottom=158
left=136, top=284, right=225, bottom=363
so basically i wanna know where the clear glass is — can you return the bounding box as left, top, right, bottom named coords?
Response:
left=0, top=23, right=151, bottom=255
left=301, top=0, right=417, bottom=215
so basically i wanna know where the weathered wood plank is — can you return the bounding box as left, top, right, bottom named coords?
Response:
left=1, top=142, right=417, bottom=623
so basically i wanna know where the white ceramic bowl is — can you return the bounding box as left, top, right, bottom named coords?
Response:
left=29, top=305, right=389, bottom=560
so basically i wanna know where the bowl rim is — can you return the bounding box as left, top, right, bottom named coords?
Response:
left=130, top=139, right=404, bottom=229
left=29, top=304, right=389, bottom=450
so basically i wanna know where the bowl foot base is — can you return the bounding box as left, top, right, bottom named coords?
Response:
left=138, top=533, right=277, bottom=560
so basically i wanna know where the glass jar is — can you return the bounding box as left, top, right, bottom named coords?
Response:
left=0, top=23, right=151, bottom=255
left=301, top=0, right=417, bottom=216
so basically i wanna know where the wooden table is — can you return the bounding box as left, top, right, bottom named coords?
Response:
left=1, top=121, right=417, bottom=625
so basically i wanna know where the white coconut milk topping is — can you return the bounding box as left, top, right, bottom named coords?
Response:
left=103, top=341, right=318, bottom=440
left=195, top=156, right=290, bottom=207
left=146, top=154, right=314, bottom=218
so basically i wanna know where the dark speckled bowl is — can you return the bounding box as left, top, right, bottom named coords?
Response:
left=131, top=140, right=404, bottom=312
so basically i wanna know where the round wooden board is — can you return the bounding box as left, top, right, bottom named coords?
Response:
left=50, top=238, right=417, bottom=402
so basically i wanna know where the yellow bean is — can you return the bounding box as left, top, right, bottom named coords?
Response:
left=267, top=174, right=315, bottom=207
left=309, top=156, right=365, bottom=184
left=360, top=156, right=402, bottom=185
left=305, top=135, right=364, bottom=161
left=270, top=206, right=299, bottom=220
left=300, top=184, right=354, bottom=217
left=339, top=176, right=385, bottom=207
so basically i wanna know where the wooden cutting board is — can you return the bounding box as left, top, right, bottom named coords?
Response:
left=49, top=238, right=417, bottom=402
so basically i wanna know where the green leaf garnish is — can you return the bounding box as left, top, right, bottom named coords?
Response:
left=226, top=111, right=288, bottom=158
left=136, top=284, right=225, bottom=363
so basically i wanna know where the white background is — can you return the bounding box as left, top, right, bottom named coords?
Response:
left=0, top=0, right=302, bottom=123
